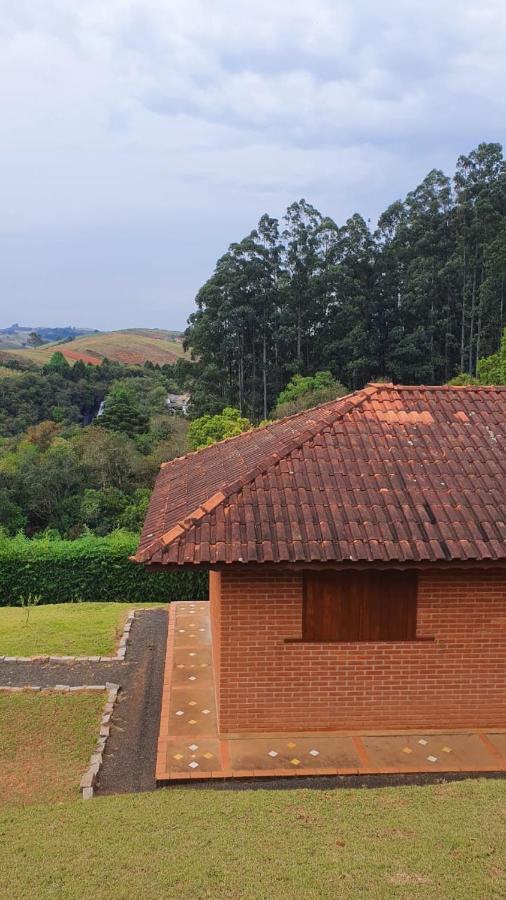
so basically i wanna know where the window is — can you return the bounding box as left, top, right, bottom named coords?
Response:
left=302, top=570, right=418, bottom=642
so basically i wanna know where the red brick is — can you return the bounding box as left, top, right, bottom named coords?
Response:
left=212, top=568, right=506, bottom=733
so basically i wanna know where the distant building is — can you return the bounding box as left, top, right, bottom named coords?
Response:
left=166, top=392, right=190, bottom=415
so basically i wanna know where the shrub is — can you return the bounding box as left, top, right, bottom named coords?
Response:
left=477, top=327, right=506, bottom=385
left=0, top=531, right=207, bottom=605
left=272, top=372, right=348, bottom=419
left=187, top=407, right=252, bottom=450
left=447, top=373, right=480, bottom=386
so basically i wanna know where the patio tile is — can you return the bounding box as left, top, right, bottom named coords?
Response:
left=156, top=602, right=506, bottom=783
left=162, top=738, right=222, bottom=774
left=484, top=733, right=506, bottom=761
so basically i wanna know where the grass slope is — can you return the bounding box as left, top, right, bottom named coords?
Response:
left=0, top=691, right=104, bottom=804
left=0, top=780, right=504, bottom=898
left=0, top=602, right=161, bottom=656
left=1, top=328, right=187, bottom=367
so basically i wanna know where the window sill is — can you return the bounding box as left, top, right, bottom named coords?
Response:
left=284, top=636, right=436, bottom=645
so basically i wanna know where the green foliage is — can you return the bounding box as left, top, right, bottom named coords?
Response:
left=477, top=327, right=506, bottom=384
left=273, top=371, right=348, bottom=417
left=97, top=383, right=149, bottom=436
left=448, top=330, right=506, bottom=385
left=447, top=373, right=480, bottom=386
left=185, top=143, right=506, bottom=413
left=187, top=407, right=252, bottom=450
left=44, top=352, right=71, bottom=376
left=0, top=416, right=187, bottom=538
left=0, top=532, right=207, bottom=605
left=276, top=371, right=335, bottom=404
left=117, top=488, right=151, bottom=532
left=0, top=365, right=102, bottom=436
left=0, top=356, right=190, bottom=439
left=0, top=490, right=27, bottom=534
left=0, top=359, right=191, bottom=538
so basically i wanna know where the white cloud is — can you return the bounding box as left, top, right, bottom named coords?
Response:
left=0, top=0, right=504, bottom=325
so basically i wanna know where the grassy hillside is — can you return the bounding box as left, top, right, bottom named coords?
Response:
left=1, top=328, right=187, bottom=367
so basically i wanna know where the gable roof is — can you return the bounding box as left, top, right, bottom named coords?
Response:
left=134, top=384, right=506, bottom=567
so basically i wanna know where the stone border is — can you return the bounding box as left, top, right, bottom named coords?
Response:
left=0, top=683, right=118, bottom=800
left=80, top=682, right=120, bottom=799
left=0, top=684, right=107, bottom=694
left=0, top=609, right=137, bottom=663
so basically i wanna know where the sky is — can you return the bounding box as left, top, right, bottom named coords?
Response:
left=0, top=0, right=505, bottom=332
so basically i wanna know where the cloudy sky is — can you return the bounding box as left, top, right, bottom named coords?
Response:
left=0, top=0, right=505, bottom=331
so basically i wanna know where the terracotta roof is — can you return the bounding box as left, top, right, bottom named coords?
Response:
left=134, top=384, right=506, bottom=566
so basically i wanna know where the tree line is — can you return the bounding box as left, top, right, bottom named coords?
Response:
left=0, top=354, right=191, bottom=536
left=184, top=142, right=506, bottom=420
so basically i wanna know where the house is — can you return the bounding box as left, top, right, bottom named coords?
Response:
left=135, top=384, right=506, bottom=737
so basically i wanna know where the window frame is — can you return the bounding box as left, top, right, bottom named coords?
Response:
left=298, top=569, right=420, bottom=643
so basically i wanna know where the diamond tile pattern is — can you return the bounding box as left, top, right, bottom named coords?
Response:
left=137, top=385, right=506, bottom=566
left=156, top=602, right=506, bottom=783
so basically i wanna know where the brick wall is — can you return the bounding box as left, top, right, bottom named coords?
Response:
left=214, top=567, right=506, bottom=733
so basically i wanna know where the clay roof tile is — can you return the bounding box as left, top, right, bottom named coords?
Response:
left=134, top=384, right=506, bottom=566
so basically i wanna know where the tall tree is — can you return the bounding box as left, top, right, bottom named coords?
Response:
left=184, top=142, right=506, bottom=418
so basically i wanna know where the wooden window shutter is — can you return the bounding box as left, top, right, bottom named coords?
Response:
left=303, top=570, right=417, bottom=641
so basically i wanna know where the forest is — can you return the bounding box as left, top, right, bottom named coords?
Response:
left=0, top=353, right=192, bottom=537
left=185, top=142, right=506, bottom=420
left=1, top=141, right=505, bottom=539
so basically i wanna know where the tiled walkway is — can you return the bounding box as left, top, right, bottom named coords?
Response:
left=156, top=602, right=506, bottom=782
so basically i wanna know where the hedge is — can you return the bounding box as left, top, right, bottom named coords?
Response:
left=0, top=531, right=208, bottom=605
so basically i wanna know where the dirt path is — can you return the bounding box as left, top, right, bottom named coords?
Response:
left=97, top=608, right=168, bottom=794
left=0, top=608, right=168, bottom=795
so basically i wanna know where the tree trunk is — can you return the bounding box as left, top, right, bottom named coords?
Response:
left=429, top=294, right=435, bottom=382
left=500, top=274, right=505, bottom=339
left=262, top=332, right=268, bottom=421
left=444, top=287, right=451, bottom=381
left=475, top=266, right=484, bottom=373
left=238, top=332, right=244, bottom=415
left=468, top=261, right=477, bottom=374
left=296, top=303, right=302, bottom=365
left=251, top=335, right=257, bottom=420
left=460, top=244, right=467, bottom=372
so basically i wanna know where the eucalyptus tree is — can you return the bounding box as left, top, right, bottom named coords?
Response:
left=184, top=142, right=506, bottom=415
left=453, top=143, right=506, bottom=373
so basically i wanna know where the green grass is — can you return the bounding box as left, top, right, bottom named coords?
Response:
left=0, top=779, right=504, bottom=899
left=0, top=602, right=164, bottom=656
left=0, top=691, right=104, bottom=804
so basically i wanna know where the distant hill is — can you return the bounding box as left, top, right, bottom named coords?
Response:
left=0, top=324, right=98, bottom=350
left=0, top=328, right=187, bottom=367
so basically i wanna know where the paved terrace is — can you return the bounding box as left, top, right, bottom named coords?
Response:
left=157, top=601, right=506, bottom=782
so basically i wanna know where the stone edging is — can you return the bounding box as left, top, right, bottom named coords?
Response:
left=0, top=683, right=119, bottom=800
left=0, top=609, right=137, bottom=663
left=0, top=684, right=107, bottom=694
left=80, top=682, right=120, bottom=800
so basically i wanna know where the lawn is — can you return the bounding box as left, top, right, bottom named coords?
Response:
left=0, top=779, right=504, bottom=899
left=0, top=691, right=104, bottom=804
left=0, top=602, right=163, bottom=656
